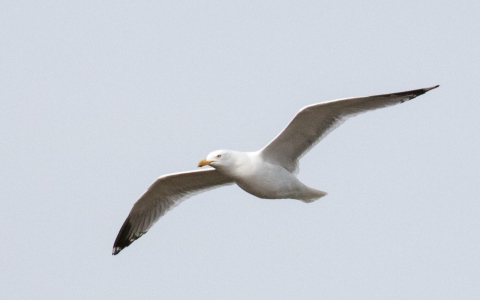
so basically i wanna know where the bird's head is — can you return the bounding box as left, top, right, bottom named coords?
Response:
left=198, top=150, right=232, bottom=169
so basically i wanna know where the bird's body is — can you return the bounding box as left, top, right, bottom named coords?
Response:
left=214, top=151, right=326, bottom=201
left=112, top=85, right=439, bottom=255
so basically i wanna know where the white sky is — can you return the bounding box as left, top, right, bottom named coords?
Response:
left=1, top=1, right=479, bottom=299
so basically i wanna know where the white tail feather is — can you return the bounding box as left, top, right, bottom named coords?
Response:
left=298, top=188, right=328, bottom=203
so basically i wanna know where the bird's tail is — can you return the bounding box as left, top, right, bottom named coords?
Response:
left=298, top=187, right=328, bottom=203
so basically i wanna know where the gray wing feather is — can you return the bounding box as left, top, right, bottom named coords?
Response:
left=260, top=85, right=439, bottom=173
left=112, top=169, right=233, bottom=255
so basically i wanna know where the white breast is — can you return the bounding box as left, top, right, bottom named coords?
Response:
left=230, top=152, right=305, bottom=199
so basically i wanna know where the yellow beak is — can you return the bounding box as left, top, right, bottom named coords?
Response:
left=198, top=159, right=212, bottom=167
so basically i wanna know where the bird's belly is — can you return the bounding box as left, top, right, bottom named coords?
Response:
left=233, top=166, right=301, bottom=199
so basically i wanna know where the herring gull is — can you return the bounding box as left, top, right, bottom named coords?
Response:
left=112, top=85, right=439, bottom=255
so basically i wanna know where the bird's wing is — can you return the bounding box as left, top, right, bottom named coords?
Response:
left=113, top=169, right=233, bottom=255
left=260, top=85, right=439, bottom=173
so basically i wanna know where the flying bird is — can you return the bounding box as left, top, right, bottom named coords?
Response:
left=112, top=85, right=439, bottom=255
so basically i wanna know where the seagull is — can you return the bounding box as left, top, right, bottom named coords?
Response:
left=112, top=85, right=439, bottom=255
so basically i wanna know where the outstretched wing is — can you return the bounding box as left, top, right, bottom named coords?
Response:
left=113, top=169, right=233, bottom=255
left=260, top=85, right=439, bottom=173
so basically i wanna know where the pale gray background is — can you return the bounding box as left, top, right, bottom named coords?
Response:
left=1, top=1, right=479, bottom=299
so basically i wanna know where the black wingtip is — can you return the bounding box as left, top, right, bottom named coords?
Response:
left=416, top=85, right=440, bottom=97
left=394, top=85, right=440, bottom=103
left=413, top=84, right=440, bottom=95
left=425, top=85, right=440, bottom=91
left=412, top=84, right=440, bottom=97
left=112, top=218, right=134, bottom=255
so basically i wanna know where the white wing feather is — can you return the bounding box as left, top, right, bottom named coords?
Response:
left=113, top=169, right=233, bottom=255
left=260, top=85, right=439, bottom=173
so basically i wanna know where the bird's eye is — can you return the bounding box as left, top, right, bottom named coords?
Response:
left=216, top=154, right=222, bottom=158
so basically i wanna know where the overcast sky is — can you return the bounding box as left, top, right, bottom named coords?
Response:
left=1, top=1, right=479, bottom=299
